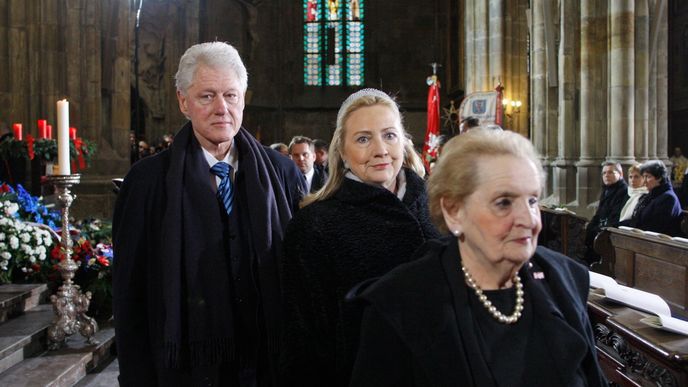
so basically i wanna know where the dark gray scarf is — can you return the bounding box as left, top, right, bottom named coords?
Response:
left=160, top=123, right=292, bottom=368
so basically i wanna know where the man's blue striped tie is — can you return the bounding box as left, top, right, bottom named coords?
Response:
left=210, top=162, right=234, bottom=215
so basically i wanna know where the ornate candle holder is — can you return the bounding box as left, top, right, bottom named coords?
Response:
left=46, top=174, right=99, bottom=350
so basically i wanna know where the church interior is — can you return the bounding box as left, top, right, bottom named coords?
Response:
left=0, top=0, right=687, bottom=385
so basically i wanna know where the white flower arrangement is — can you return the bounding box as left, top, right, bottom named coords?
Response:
left=0, top=211, right=53, bottom=282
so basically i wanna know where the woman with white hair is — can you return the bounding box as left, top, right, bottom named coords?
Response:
left=348, top=129, right=606, bottom=386
left=280, top=88, right=440, bottom=385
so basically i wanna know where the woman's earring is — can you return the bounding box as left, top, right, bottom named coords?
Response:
left=343, top=160, right=350, bottom=170
left=453, top=229, right=465, bottom=241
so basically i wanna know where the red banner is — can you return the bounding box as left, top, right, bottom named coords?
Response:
left=422, top=78, right=441, bottom=173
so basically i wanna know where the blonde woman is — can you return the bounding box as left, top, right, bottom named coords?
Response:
left=619, top=164, right=648, bottom=222
left=280, top=89, right=440, bottom=386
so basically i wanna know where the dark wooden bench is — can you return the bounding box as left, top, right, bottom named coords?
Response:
left=590, top=226, right=688, bottom=386
left=593, top=227, right=688, bottom=314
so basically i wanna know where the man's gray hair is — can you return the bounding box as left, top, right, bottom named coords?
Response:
left=175, top=42, right=248, bottom=94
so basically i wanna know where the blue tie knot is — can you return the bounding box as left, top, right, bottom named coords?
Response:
left=210, top=162, right=232, bottom=178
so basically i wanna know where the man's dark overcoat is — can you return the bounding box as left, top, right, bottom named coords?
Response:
left=113, top=124, right=305, bottom=386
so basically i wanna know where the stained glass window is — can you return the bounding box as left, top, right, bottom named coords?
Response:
left=303, top=0, right=364, bottom=86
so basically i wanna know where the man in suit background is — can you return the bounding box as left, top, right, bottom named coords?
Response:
left=289, top=135, right=328, bottom=193
left=314, top=138, right=329, bottom=169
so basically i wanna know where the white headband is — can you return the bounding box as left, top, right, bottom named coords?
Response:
left=336, top=88, right=394, bottom=125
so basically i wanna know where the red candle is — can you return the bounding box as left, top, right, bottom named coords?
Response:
left=37, top=119, right=47, bottom=139
left=69, top=127, right=77, bottom=140
left=46, top=124, right=53, bottom=139
left=12, top=123, right=22, bottom=141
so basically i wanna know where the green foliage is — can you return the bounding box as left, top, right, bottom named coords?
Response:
left=0, top=139, right=28, bottom=160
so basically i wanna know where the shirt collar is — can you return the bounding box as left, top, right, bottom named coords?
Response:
left=202, top=142, right=238, bottom=171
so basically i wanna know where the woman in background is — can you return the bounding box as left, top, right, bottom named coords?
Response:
left=619, top=163, right=648, bottom=222
left=621, top=160, right=682, bottom=236
left=280, top=88, right=439, bottom=386
left=349, top=129, right=606, bottom=387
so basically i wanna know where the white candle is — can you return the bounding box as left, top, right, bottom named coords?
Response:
left=57, top=99, right=70, bottom=175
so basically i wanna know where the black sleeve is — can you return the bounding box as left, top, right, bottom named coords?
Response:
left=286, top=166, right=308, bottom=212
left=349, top=306, right=414, bottom=387
left=112, top=165, right=157, bottom=386
left=607, top=189, right=629, bottom=227
left=264, top=145, right=307, bottom=212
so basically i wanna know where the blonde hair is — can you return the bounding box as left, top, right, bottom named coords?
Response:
left=428, top=129, right=545, bottom=233
left=301, top=89, right=424, bottom=207
left=628, top=163, right=642, bottom=176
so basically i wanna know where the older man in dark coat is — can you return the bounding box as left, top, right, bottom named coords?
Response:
left=113, top=42, right=305, bottom=386
left=584, top=161, right=629, bottom=264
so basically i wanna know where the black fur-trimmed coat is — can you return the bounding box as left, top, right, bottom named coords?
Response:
left=280, top=168, right=440, bottom=386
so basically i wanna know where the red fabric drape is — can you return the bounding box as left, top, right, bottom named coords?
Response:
left=422, top=80, right=441, bottom=173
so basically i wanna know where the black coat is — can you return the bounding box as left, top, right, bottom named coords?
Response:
left=586, top=179, right=628, bottom=246
left=621, top=180, right=683, bottom=236
left=280, top=169, right=440, bottom=386
left=349, top=238, right=607, bottom=387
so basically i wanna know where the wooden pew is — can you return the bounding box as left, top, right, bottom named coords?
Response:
left=593, top=227, right=688, bottom=314
left=588, top=291, right=688, bottom=386
left=590, top=227, right=688, bottom=386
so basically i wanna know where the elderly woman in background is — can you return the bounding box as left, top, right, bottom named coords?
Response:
left=349, top=129, right=606, bottom=387
left=620, top=160, right=683, bottom=236
left=619, top=163, right=648, bottom=222
left=280, top=88, right=440, bottom=386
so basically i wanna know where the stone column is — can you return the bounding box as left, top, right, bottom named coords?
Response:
left=609, top=0, right=635, bottom=165
left=110, top=0, right=132, bottom=160
left=488, top=0, right=504, bottom=88
left=465, top=0, right=475, bottom=93
left=648, top=52, right=657, bottom=159
left=474, top=0, right=489, bottom=91
left=554, top=0, right=577, bottom=205
left=656, top=6, right=668, bottom=161
left=634, top=0, right=649, bottom=162
left=544, top=0, right=559, bottom=191
left=515, top=0, right=529, bottom=137
left=530, top=0, right=550, bottom=195
left=577, top=0, right=607, bottom=206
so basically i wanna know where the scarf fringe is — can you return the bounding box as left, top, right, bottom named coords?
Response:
left=164, top=338, right=236, bottom=368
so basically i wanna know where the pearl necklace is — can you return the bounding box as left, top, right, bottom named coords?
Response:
left=461, top=265, right=524, bottom=324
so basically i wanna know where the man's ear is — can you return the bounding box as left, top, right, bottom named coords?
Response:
left=177, top=90, right=189, bottom=116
